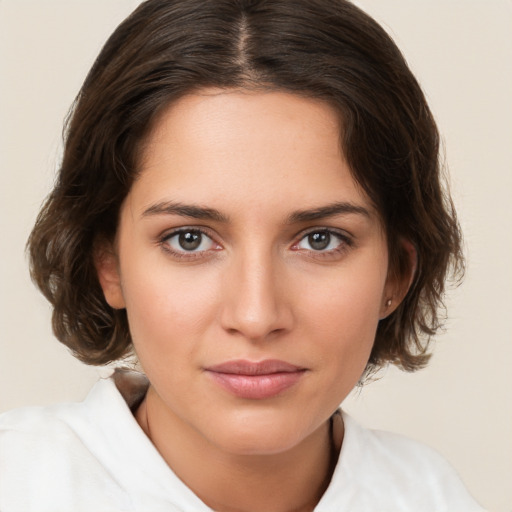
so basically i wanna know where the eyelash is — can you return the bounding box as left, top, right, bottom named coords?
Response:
left=291, top=228, right=353, bottom=259
left=158, top=227, right=353, bottom=260
left=159, top=227, right=221, bottom=260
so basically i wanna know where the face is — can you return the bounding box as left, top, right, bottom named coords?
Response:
left=98, top=89, right=400, bottom=456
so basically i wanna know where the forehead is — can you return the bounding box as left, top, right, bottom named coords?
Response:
left=131, top=88, right=375, bottom=220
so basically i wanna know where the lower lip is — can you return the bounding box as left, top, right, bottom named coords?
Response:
left=206, top=371, right=305, bottom=399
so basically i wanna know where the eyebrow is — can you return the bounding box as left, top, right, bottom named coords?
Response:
left=287, top=202, right=371, bottom=223
left=141, top=200, right=370, bottom=223
left=142, top=201, right=229, bottom=222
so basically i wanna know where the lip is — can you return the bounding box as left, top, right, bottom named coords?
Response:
left=205, top=359, right=307, bottom=400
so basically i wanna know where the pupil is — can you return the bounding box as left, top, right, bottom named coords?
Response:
left=179, top=231, right=201, bottom=250
left=309, top=232, right=330, bottom=250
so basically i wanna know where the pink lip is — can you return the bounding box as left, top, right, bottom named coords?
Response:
left=205, top=359, right=307, bottom=400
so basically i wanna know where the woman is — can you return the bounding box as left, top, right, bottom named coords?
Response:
left=0, top=0, right=484, bottom=510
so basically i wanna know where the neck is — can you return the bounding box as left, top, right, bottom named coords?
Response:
left=136, top=386, right=342, bottom=512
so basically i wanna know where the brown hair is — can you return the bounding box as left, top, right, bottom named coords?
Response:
left=28, top=0, right=463, bottom=373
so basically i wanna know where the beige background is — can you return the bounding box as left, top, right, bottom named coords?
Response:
left=1, top=1, right=511, bottom=510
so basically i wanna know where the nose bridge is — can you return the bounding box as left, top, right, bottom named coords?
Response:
left=221, top=243, right=291, bottom=340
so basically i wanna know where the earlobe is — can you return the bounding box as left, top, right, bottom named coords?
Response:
left=380, top=239, right=417, bottom=319
left=379, top=296, right=395, bottom=320
left=94, top=243, right=126, bottom=310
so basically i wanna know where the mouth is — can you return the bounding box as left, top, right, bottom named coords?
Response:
left=204, top=359, right=307, bottom=400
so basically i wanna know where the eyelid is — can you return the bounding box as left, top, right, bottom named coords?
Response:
left=293, top=226, right=353, bottom=243
left=290, top=226, right=354, bottom=255
left=160, top=225, right=219, bottom=241
left=157, top=225, right=353, bottom=260
left=159, top=226, right=223, bottom=258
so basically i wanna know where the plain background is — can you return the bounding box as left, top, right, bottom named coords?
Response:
left=0, top=1, right=511, bottom=510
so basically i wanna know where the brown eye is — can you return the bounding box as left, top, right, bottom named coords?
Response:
left=164, top=229, right=218, bottom=254
left=308, top=232, right=331, bottom=251
left=294, top=229, right=350, bottom=254
left=179, top=231, right=202, bottom=251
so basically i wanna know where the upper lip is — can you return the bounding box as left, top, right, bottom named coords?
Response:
left=205, top=359, right=305, bottom=375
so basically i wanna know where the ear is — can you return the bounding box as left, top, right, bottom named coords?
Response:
left=94, top=241, right=126, bottom=310
left=380, top=239, right=417, bottom=319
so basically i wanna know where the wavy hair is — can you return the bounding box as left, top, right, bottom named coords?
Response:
left=28, top=0, right=463, bottom=373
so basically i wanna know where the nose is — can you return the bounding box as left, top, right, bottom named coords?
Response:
left=219, top=249, right=294, bottom=342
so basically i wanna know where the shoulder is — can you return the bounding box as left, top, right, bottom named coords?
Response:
left=0, top=401, right=87, bottom=464
left=345, top=414, right=456, bottom=477
left=0, top=377, right=117, bottom=457
left=0, top=379, right=134, bottom=511
left=318, top=412, right=485, bottom=512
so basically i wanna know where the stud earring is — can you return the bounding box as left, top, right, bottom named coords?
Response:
left=385, top=298, right=392, bottom=308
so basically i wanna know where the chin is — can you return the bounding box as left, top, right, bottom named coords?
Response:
left=219, top=431, right=304, bottom=457
left=206, top=409, right=314, bottom=456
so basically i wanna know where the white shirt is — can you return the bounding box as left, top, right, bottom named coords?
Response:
left=0, top=372, right=484, bottom=512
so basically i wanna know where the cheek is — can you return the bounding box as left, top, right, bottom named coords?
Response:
left=120, top=259, right=219, bottom=362
left=298, top=262, right=386, bottom=368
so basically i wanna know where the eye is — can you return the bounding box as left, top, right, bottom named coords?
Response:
left=294, top=229, right=349, bottom=252
left=163, top=229, right=218, bottom=253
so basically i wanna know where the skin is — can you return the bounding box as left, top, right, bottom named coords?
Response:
left=97, top=89, right=410, bottom=512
